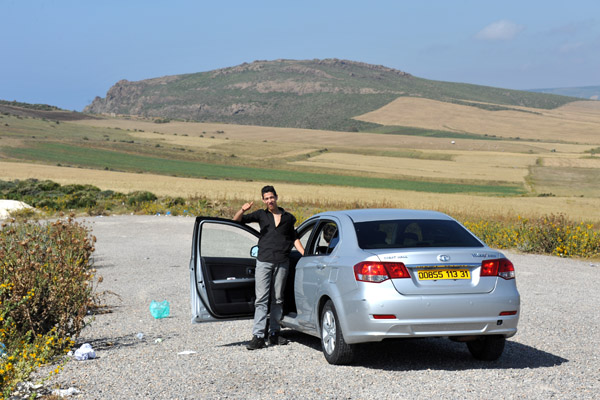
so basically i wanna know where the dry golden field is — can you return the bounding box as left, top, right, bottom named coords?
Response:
left=74, top=118, right=574, bottom=153
left=2, top=161, right=599, bottom=222
left=355, top=98, right=600, bottom=144
left=3, top=97, right=600, bottom=223
left=73, top=117, right=600, bottom=196
left=290, top=151, right=535, bottom=183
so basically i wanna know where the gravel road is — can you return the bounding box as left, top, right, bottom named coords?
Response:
left=42, top=215, right=599, bottom=399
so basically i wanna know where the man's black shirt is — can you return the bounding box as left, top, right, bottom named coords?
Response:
left=241, top=207, right=298, bottom=263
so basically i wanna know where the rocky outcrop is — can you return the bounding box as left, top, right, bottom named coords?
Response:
left=83, top=58, right=573, bottom=131
left=83, top=58, right=413, bottom=124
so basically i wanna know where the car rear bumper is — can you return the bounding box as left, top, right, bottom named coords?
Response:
left=333, top=280, right=520, bottom=344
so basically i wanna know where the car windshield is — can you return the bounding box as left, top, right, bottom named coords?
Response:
left=354, top=219, right=484, bottom=249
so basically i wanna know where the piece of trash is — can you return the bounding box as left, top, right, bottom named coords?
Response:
left=154, top=338, right=163, bottom=343
left=177, top=350, right=197, bottom=355
left=73, top=343, right=96, bottom=361
left=149, top=300, right=170, bottom=319
left=52, top=387, right=81, bottom=397
left=0, top=342, right=6, bottom=357
left=136, top=332, right=144, bottom=340
left=166, top=211, right=171, bottom=216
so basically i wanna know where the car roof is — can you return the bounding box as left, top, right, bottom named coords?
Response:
left=315, top=208, right=454, bottom=223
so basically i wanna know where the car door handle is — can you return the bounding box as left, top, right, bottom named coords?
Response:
left=317, top=263, right=326, bottom=270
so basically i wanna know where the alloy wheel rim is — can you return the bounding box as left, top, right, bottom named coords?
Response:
left=322, top=309, right=336, bottom=355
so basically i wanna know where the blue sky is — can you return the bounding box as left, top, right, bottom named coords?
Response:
left=2, top=0, right=599, bottom=111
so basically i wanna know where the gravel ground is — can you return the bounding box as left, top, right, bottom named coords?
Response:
left=38, top=215, right=599, bottom=399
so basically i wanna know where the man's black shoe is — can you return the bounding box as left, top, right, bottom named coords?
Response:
left=246, top=335, right=266, bottom=350
left=268, top=332, right=289, bottom=346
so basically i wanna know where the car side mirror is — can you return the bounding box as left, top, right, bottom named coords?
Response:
left=250, top=245, right=259, bottom=258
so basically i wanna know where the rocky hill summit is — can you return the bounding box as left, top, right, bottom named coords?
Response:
left=85, top=58, right=576, bottom=131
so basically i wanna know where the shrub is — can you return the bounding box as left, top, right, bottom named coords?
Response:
left=464, top=214, right=600, bottom=258
left=61, top=184, right=100, bottom=195
left=7, top=207, right=37, bottom=221
left=59, top=191, right=97, bottom=209
left=126, top=191, right=158, bottom=206
left=0, top=217, right=98, bottom=395
left=166, top=196, right=185, bottom=207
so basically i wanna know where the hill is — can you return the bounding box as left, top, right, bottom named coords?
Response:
left=84, top=59, right=578, bottom=131
left=0, top=100, right=96, bottom=121
left=529, top=86, right=600, bottom=100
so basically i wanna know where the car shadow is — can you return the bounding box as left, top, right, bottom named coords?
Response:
left=282, top=330, right=568, bottom=371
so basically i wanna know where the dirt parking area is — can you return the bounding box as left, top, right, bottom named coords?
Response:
left=41, top=215, right=599, bottom=399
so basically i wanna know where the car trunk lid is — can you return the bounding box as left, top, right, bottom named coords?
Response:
left=376, top=248, right=502, bottom=295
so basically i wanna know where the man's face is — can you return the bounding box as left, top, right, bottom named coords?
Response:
left=262, top=192, right=278, bottom=211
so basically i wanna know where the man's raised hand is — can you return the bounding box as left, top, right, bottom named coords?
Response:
left=241, top=201, right=254, bottom=212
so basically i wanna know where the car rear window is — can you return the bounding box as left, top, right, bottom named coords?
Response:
left=354, top=219, right=484, bottom=249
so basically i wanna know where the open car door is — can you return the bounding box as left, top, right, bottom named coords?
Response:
left=190, top=217, right=259, bottom=323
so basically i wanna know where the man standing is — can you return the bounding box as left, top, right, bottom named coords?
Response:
left=233, top=185, right=304, bottom=350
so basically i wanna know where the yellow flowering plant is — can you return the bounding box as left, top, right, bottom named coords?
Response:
left=0, top=216, right=98, bottom=397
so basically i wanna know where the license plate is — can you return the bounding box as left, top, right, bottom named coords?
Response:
left=417, top=269, right=471, bottom=280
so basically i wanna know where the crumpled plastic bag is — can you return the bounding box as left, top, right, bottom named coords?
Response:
left=73, top=343, right=96, bottom=361
left=52, top=387, right=81, bottom=397
left=149, top=300, right=170, bottom=319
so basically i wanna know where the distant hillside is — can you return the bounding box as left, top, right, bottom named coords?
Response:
left=529, top=86, right=600, bottom=100
left=85, top=59, right=579, bottom=131
left=0, top=100, right=96, bottom=121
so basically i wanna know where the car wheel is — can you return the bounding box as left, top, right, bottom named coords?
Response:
left=320, top=300, right=354, bottom=365
left=466, top=335, right=506, bottom=361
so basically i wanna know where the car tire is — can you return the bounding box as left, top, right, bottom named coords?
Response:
left=320, top=300, right=354, bottom=365
left=466, top=335, right=506, bottom=361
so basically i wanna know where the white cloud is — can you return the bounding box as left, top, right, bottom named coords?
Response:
left=476, top=20, right=524, bottom=40
left=559, top=42, right=584, bottom=53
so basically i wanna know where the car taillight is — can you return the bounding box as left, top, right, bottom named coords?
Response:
left=354, top=261, right=410, bottom=283
left=481, top=258, right=515, bottom=280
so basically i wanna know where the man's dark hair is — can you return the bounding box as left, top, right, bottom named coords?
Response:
left=261, top=185, right=277, bottom=198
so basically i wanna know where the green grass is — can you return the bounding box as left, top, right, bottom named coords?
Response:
left=326, top=148, right=454, bottom=161
left=368, top=125, right=503, bottom=140
left=3, top=142, right=525, bottom=195
left=0, top=114, right=129, bottom=141
left=0, top=99, right=63, bottom=111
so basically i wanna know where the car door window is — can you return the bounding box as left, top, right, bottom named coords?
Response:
left=200, top=222, right=257, bottom=258
left=297, top=221, right=317, bottom=250
left=309, top=221, right=339, bottom=255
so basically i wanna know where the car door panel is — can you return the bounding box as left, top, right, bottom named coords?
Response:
left=201, top=256, right=256, bottom=315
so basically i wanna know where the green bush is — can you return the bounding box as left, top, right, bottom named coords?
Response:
left=464, top=214, right=600, bottom=258
left=61, top=184, right=100, bottom=195
left=60, top=191, right=97, bottom=209
left=0, top=179, right=103, bottom=211
left=0, top=217, right=98, bottom=395
left=166, top=196, right=186, bottom=207
left=127, top=191, right=158, bottom=205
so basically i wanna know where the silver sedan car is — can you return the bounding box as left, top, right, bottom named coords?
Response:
left=190, top=209, right=520, bottom=364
